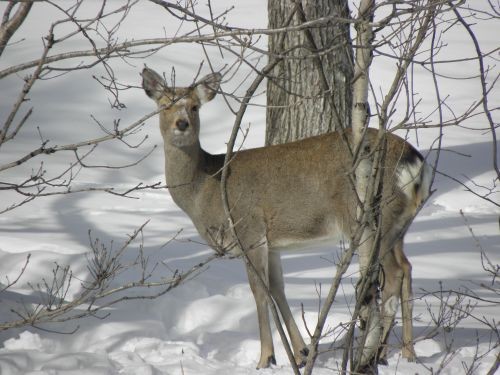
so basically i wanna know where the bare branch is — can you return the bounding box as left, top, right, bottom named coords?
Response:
left=452, top=5, right=500, bottom=180
left=0, top=1, right=33, bottom=57
left=0, top=222, right=222, bottom=332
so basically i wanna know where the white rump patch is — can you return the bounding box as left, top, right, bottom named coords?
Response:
left=397, top=159, right=432, bottom=201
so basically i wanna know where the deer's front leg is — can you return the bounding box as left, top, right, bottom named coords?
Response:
left=269, top=251, right=308, bottom=367
left=245, top=245, right=276, bottom=369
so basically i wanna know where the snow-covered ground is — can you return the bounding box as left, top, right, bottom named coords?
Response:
left=0, top=1, right=498, bottom=374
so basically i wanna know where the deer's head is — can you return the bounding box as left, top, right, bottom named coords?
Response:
left=142, top=67, right=221, bottom=147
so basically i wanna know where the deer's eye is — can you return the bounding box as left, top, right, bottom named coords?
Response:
left=191, top=105, right=199, bottom=112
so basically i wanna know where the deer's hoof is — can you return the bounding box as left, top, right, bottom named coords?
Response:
left=256, top=354, right=276, bottom=369
left=295, top=347, right=309, bottom=367
left=377, top=346, right=388, bottom=365
left=402, top=346, right=416, bottom=362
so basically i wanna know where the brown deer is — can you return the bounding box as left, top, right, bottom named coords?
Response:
left=142, top=67, right=431, bottom=369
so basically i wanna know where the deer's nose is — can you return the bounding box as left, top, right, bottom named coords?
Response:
left=176, top=119, right=189, bottom=131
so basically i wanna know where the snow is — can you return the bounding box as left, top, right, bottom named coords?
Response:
left=0, top=1, right=498, bottom=375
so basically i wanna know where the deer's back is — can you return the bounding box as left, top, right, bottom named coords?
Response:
left=193, top=129, right=422, bottom=250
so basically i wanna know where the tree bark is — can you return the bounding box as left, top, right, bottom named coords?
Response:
left=266, top=0, right=353, bottom=145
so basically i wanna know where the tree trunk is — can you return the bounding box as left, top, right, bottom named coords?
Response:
left=266, top=1, right=381, bottom=372
left=351, top=1, right=381, bottom=371
left=266, top=0, right=353, bottom=146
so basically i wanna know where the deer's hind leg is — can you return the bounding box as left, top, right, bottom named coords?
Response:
left=393, top=240, right=416, bottom=361
left=378, top=238, right=416, bottom=364
left=378, top=246, right=403, bottom=364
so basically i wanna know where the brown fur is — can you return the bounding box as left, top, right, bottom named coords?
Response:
left=142, top=67, right=430, bottom=368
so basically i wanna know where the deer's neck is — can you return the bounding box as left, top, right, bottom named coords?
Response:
left=164, top=142, right=206, bottom=211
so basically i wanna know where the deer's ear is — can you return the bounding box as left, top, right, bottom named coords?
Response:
left=195, top=72, right=222, bottom=105
left=142, top=67, right=167, bottom=102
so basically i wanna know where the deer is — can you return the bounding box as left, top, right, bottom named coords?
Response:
left=141, top=66, right=431, bottom=369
